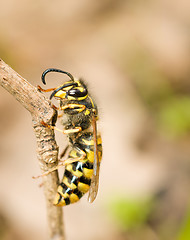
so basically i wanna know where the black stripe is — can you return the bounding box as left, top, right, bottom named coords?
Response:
left=64, top=169, right=73, bottom=179
left=64, top=198, right=70, bottom=205
left=82, top=161, right=93, bottom=169
left=57, top=193, right=62, bottom=204
left=72, top=161, right=83, bottom=172
left=73, top=188, right=83, bottom=199
left=77, top=143, right=94, bottom=151
left=71, top=162, right=78, bottom=171
left=78, top=143, right=102, bottom=153
left=64, top=169, right=79, bottom=186
left=71, top=176, right=79, bottom=186
left=60, top=182, right=72, bottom=194
left=79, top=176, right=91, bottom=185
left=60, top=182, right=67, bottom=191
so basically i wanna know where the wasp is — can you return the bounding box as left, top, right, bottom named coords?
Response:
left=38, top=68, right=102, bottom=206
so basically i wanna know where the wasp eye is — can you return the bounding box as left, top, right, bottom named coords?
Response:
left=68, top=88, right=88, bottom=97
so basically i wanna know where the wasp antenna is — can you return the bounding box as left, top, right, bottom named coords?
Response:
left=41, top=68, right=75, bottom=85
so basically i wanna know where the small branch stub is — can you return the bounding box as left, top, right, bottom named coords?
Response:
left=0, top=59, right=64, bottom=240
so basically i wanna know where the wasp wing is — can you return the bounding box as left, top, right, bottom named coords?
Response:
left=88, top=115, right=100, bottom=203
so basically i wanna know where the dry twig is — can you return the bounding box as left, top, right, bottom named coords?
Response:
left=0, top=59, right=64, bottom=240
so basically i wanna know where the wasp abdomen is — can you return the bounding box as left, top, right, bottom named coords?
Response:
left=53, top=133, right=102, bottom=207
left=53, top=160, right=93, bottom=206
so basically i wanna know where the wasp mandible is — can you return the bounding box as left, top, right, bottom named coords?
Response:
left=38, top=68, right=102, bottom=206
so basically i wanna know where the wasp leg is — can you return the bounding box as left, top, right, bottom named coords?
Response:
left=32, top=148, right=86, bottom=179
left=37, top=85, right=56, bottom=92
left=51, top=104, right=60, bottom=111
left=58, top=112, right=64, bottom=118
left=41, top=121, right=82, bottom=134
left=60, top=145, right=70, bottom=159
left=49, top=105, right=63, bottom=117
left=61, top=104, right=86, bottom=113
left=32, top=159, right=78, bottom=179
left=63, top=128, right=82, bottom=134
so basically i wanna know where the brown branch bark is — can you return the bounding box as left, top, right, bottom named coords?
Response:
left=0, top=59, right=64, bottom=240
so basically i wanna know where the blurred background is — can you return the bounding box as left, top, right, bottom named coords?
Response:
left=1, top=0, right=190, bottom=239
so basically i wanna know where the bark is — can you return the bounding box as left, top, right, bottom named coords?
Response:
left=0, top=59, right=64, bottom=240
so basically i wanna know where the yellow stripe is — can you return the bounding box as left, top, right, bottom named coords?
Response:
left=54, top=90, right=66, bottom=98
left=84, top=109, right=91, bottom=115
left=98, top=152, right=102, bottom=162
left=69, top=149, right=78, bottom=158
left=63, top=177, right=77, bottom=190
left=86, top=149, right=102, bottom=163
left=57, top=185, right=69, bottom=198
left=82, top=138, right=94, bottom=146
left=97, top=136, right=102, bottom=145
left=67, top=95, right=87, bottom=100
left=83, top=168, right=93, bottom=178
left=87, top=150, right=94, bottom=163
left=69, top=193, right=80, bottom=203
left=78, top=182, right=90, bottom=193
left=66, top=164, right=83, bottom=178
left=53, top=193, right=66, bottom=206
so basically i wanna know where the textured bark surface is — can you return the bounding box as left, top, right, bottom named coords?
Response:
left=0, top=58, right=64, bottom=240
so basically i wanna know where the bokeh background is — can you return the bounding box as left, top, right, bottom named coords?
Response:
left=1, top=1, right=190, bottom=240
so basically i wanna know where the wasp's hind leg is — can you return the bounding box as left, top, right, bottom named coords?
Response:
left=32, top=148, right=86, bottom=179
left=60, top=145, right=70, bottom=159
left=32, top=158, right=78, bottom=179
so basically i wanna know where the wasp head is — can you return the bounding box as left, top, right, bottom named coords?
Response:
left=41, top=68, right=88, bottom=101
left=50, top=80, right=88, bottom=100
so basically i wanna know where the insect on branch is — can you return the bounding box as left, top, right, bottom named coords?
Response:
left=0, top=59, right=64, bottom=240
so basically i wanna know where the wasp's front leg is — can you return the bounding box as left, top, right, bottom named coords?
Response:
left=61, top=103, right=86, bottom=114
left=37, top=85, right=56, bottom=92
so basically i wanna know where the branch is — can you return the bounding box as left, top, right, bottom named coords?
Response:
left=0, top=59, right=64, bottom=240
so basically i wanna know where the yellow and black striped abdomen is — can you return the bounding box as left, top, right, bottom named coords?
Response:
left=53, top=132, right=102, bottom=207
left=53, top=160, right=94, bottom=206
